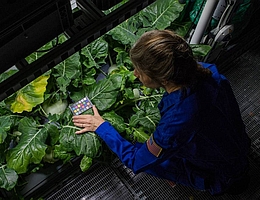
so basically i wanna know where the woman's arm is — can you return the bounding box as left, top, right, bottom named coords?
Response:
left=72, top=106, right=168, bottom=173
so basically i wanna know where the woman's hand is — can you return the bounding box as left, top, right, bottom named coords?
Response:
left=72, top=105, right=105, bottom=134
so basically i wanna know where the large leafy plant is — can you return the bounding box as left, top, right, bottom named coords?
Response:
left=0, top=0, right=210, bottom=196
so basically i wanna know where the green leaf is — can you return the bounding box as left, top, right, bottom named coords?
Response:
left=170, top=21, right=193, bottom=37
left=140, top=0, right=185, bottom=30
left=80, top=156, right=92, bottom=172
left=53, top=144, right=74, bottom=162
left=102, top=111, right=126, bottom=133
left=124, top=88, right=135, bottom=100
left=107, top=17, right=140, bottom=46
left=82, top=77, right=96, bottom=85
left=85, top=73, right=124, bottom=111
left=6, top=117, right=48, bottom=174
left=0, top=69, right=18, bottom=82
left=59, top=126, right=101, bottom=158
left=10, top=75, right=50, bottom=113
left=0, top=165, right=18, bottom=191
left=82, top=68, right=97, bottom=85
left=25, top=42, right=53, bottom=64
left=43, top=146, right=58, bottom=164
left=130, top=106, right=161, bottom=133
left=132, top=127, right=150, bottom=143
left=191, top=44, right=212, bottom=57
left=114, top=47, right=132, bottom=67
left=53, top=52, right=81, bottom=79
left=0, top=116, right=13, bottom=144
left=0, top=101, right=12, bottom=116
left=81, top=37, right=108, bottom=68
left=48, top=52, right=82, bottom=98
left=47, top=123, right=60, bottom=146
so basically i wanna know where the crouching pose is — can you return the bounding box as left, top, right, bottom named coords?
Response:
left=73, top=30, right=251, bottom=195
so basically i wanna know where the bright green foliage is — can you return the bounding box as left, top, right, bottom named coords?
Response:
left=59, top=127, right=101, bottom=157
left=85, top=74, right=124, bottom=111
left=81, top=37, right=108, bottom=68
left=102, top=111, right=127, bottom=133
left=140, top=0, right=185, bottom=30
left=0, top=165, right=18, bottom=191
left=80, top=156, right=93, bottom=172
left=0, top=0, right=211, bottom=193
left=6, top=117, right=48, bottom=174
left=53, top=53, right=81, bottom=96
left=0, top=116, right=13, bottom=144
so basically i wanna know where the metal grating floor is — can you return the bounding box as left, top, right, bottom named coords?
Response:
left=223, top=46, right=260, bottom=165
left=44, top=157, right=260, bottom=200
left=44, top=39, right=260, bottom=200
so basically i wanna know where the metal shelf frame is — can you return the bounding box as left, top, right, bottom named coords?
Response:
left=0, top=0, right=155, bottom=102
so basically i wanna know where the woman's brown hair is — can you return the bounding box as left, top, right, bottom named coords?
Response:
left=130, top=30, right=212, bottom=87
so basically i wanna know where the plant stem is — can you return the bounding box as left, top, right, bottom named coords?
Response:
left=108, top=53, right=113, bottom=66
left=97, top=68, right=108, bottom=77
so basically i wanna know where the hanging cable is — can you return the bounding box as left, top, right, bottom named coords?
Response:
left=36, top=36, right=60, bottom=53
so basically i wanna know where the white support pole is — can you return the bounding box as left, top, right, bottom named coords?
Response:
left=190, top=0, right=219, bottom=44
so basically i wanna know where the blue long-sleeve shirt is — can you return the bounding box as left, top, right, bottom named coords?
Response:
left=95, top=62, right=251, bottom=195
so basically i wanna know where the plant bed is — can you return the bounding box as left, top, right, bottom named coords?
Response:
left=0, top=0, right=211, bottom=198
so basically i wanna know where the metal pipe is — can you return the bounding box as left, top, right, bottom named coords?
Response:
left=190, top=0, right=219, bottom=44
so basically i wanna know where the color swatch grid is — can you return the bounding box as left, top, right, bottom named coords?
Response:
left=69, top=96, right=93, bottom=115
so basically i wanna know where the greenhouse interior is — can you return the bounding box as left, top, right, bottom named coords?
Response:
left=1, top=0, right=260, bottom=199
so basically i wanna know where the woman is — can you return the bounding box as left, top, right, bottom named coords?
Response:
left=72, top=30, right=251, bottom=195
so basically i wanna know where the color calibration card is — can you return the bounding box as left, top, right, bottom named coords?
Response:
left=69, top=96, right=93, bottom=115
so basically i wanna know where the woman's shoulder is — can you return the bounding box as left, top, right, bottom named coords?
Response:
left=199, top=62, right=218, bottom=72
left=199, top=62, right=228, bottom=83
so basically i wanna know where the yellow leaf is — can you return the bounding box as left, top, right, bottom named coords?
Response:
left=11, top=75, right=50, bottom=113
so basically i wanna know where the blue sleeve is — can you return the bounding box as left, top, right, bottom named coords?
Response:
left=95, top=121, right=167, bottom=173
left=199, top=62, right=227, bottom=83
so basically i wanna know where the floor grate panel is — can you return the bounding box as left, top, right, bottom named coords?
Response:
left=222, top=43, right=260, bottom=164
